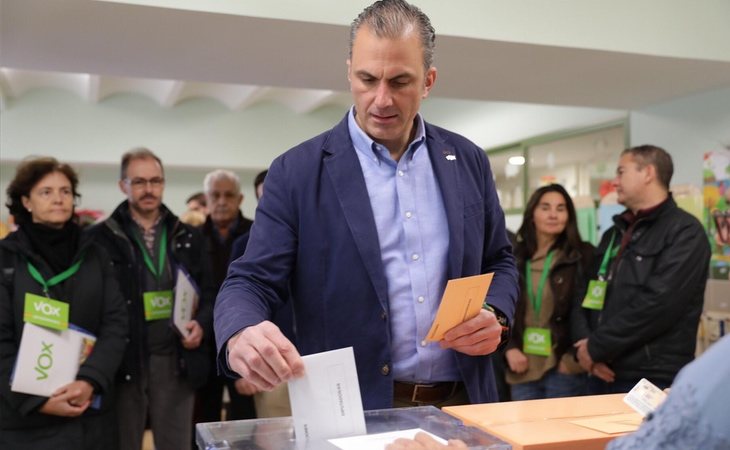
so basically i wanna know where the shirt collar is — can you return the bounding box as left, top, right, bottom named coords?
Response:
left=347, top=106, right=426, bottom=166
left=620, top=195, right=671, bottom=225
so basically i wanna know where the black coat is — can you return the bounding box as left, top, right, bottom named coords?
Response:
left=89, top=202, right=215, bottom=389
left=571, top=197, right=711, bottom=384
left=0, top=227, right=128, bottom=430
left=200, top=212, right=253, bottom=288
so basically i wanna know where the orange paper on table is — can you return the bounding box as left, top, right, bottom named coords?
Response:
left=426, top=273, right=494, bottom=342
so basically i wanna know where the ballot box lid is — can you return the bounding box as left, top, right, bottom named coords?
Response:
left=196, top=405, right=510, bottom=450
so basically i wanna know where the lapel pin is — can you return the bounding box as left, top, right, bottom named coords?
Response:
left=443, top=149, right=456, bottom=161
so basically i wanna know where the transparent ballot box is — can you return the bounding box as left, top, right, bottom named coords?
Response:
left=196, top=405, right=511, bottom=449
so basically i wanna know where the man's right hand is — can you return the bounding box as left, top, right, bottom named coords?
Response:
left=226, top=321, right=304, bottom=391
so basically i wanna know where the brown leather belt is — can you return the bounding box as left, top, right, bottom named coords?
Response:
left=393, top=381, right=463, bottom=404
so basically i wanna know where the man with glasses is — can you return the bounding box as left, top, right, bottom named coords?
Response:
left=91, top=147, right=213, bottom=450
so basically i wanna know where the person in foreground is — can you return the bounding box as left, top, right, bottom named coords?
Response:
left=505, top=184, right=593, bottom=400
left=0, top=157, right=127, bottom=450
left=572, top=145, right=710, bottom=393
left=215, top=0, right=517, bottom=410
left=607, top=334, right=730, bottom=449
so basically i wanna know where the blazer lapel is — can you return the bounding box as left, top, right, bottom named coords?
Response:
left=427, top=125, right=464, bottom=279
left=323, top=119, right=389, bottom=311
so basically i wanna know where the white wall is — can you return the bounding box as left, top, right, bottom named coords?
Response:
left=123, top=0, right=730, bottom=62
left=3, top=86, right=728, bottom=223
left=630, top=87, right=730, bottom=188
left=0, top=88, right=346, bottom=221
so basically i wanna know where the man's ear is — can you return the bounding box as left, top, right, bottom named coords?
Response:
left=643, top=163, right=657, bottom=186
left=422, top=66, right=437, bottom=99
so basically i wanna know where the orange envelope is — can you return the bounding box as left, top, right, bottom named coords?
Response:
left=426, top=273, right=494, bottom=342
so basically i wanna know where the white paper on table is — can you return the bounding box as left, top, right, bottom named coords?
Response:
left=328, top=428, right=448, bottom=450
left=172, top=267, right=199, bottom=337
left=288, top=347, right=366, bottom=441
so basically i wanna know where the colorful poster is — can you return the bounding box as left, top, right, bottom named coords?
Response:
left=703, top=150, right=730, bottom=280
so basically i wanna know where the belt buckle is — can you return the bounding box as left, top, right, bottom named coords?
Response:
left=411, top=383, right=436, bottom=403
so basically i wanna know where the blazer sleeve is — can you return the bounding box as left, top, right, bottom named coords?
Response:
left=479, top=149, right=519, bottom=327
left=214, top=157, right=297, bottom=375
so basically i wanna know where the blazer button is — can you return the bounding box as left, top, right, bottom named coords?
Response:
left=636, top=255, right=643, bottom=262
left=555, top=276, right=563, bottom=284
left=381, top=311, right=387, bottom=321
left=381, top=364, right=390, bottom=376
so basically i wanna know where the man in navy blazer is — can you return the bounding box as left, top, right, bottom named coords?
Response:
left=215, top=0, right=518, bottom=411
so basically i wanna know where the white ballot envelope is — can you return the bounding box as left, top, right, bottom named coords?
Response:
left=426, top=273, right=494, bottom=342
left=288, top=347, right=366, bottom=441
left=623, top=378, right=668, bottom=417
left=173, top=267, right=199, bottom=337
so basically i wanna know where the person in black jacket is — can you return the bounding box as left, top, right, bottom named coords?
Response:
left=89, top=148, right=214, bottom=450
left=572, top=145, right=711, bottom=393
left=0, top=157, right=127, bottom=450
left=193, top=169, right=255, bottom=430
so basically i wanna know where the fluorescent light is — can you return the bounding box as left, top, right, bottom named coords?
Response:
left=508, top=156, right=525, bottom=166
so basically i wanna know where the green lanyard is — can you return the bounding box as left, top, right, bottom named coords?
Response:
left=597, top=232, right=620, bottom=280
left=525, top=250, right=554, bottom=321
left=27, top=259, right=83, bottom=297
left=134, top=227, right=168, bottom=280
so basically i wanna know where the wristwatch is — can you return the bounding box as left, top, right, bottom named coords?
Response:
left=483, top=302, right=510, bottom=349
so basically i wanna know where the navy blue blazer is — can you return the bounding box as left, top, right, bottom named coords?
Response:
left=215, top=114, right=518, bottom=410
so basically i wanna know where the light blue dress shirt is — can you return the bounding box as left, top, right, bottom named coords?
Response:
left=348, top=107, right=458, bottom=382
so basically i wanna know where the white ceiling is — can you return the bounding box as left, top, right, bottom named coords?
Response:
left=2, top=0, right=730, bottom=144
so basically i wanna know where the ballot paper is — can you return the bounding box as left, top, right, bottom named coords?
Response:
left=569, top=413, right=642, bottom=434
left=328, top=428, right=447, bottom=450
left=623, top=378, right=668, bottom=417
left=426, top=273, right=494, bottom=341
left=288, top=347, right=366, bottom=441
left=172, top=267, right=199, bottom=337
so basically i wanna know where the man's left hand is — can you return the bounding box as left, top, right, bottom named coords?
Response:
left=440, top=309, right=502, bottom=356
left=181, top=320, right=203, bottom=349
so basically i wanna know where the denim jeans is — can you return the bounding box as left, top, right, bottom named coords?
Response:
left=510, top=368, right=588, bottom=401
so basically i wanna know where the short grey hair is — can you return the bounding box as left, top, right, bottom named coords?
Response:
left=203, top=169, right=241, bottom=194
left=349, top=0, right=436, bottom=71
